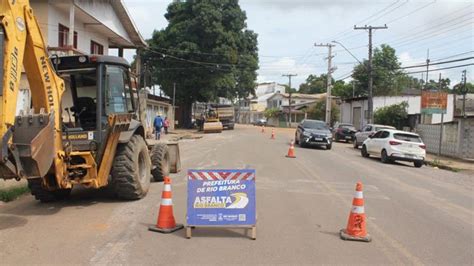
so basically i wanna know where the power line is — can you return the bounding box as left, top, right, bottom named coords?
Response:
left=384, top=0, right=436, bottom=24
left=328, top=0, right=401, bottom=41
left=404, top=63, right=474, bottom=74
left=400, top=57, right=474, bottom=69
left=387, top=17, right=473, bottom=47
left=377, top=8, right=473, bottom=45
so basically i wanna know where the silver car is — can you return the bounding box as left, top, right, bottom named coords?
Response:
left=353, top=124, right=395, bottom=149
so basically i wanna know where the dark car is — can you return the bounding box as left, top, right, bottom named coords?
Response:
left=333, top=122, right=357, bottom=143
left=295, top=119, right=333, bottom=150
left=252, top=118, right=267, bottom=126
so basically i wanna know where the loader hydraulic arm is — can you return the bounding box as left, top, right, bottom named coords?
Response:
left=0, top=0, right=66, bottom=182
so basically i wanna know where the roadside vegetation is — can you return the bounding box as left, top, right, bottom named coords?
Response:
left=0, top=185, right=29, bottom=202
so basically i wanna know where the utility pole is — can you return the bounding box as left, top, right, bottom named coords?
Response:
left=173, top=82, right=176, bottom=129
left=354, top=24, right=388, bottom=124
left=438, top=73, right=444, bottom=157
left=315, top=43, right=336, bottom=125
left=424, top=49, right=430, bottom=90
left=282, top=74, right=297, bottom=127
left=461, top=70, right=467, bottom=118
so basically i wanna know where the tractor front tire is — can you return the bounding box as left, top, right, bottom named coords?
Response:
left=150, top=143, right=170, bottom=182
left=27, top=178, right=71, bottom=203
left=111, top=135, right=151, bottom=200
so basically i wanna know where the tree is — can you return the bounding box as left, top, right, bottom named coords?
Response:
left=374, top=102, right=408, bottom=129
left=424, top=78, right=451, bottom=91
left=306, top=97, right=340, bottom=125
left=298, top=74, right=333, bottom=94
left=453, top=82, right=474, bottom=94
left=263, top=108, right=280, bottom=119
left=142, top=0, right=259, bottom=127
left=283, top=85, right=297, bottom=94
left=352, top=44, right=402, bottom=96
left=332, top=80, right=354, bottom=99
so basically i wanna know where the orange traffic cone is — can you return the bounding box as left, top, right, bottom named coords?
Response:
left=340, top=182, right=371, bottom=242
left=285, top=140, right=296, bottom=158
left=270, top=129, right=275, bottom=139
left=149, top=176, right=184, bottom=233
left=261, top=125, right=265, bottom=133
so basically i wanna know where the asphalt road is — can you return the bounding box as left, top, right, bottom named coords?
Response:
left=1, top=125, right=473, bottom=265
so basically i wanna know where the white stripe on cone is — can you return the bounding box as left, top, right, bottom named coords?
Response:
left=354, top=191, right=363, bottom=199
left=351, top=205, right=365, bottom=214
left=161, top=198, right=173, bottom=206
left=163, top=184, right=171, bottom=192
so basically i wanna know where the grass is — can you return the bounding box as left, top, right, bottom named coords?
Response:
left=426, top=159, right=462, bottom=172
left=0, top=185, right=30, bottom=202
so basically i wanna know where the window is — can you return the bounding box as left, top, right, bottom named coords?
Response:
left=58, top=24, right=78, bottom=48
left=372, top=131, right=383, bottom=138
left=365, top=126, right=372, bottom=132
left=105, top=65, right=133, bottom=114
left=394, top=133, right=422, bottom=143
left=91, top=40, right=104, bottom=55
left=380, top=131, right=390, bottom=138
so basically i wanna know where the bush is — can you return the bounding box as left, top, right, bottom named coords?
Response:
left=264, top=108, right=280, bottom=119
left=374, top=102, right=408, bottom=129
left=307, top=98, right=339, bottom=125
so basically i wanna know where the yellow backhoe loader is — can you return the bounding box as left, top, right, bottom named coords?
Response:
left=0, top=0, right=179, bottom=202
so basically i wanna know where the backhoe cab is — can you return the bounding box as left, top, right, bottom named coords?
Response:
left=0, top=1, right=177, bottom=202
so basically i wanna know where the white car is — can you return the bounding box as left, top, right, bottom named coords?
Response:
left=353, top=124, right=395, bottom=149
left=361, top=129, right=426, bottom=168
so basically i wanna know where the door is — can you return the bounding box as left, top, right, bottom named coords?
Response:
left=367, top=131, right=383, bottom=153
left=373, top=130, right=390, bottom=154
left=353, top=107, right=361, bottom=130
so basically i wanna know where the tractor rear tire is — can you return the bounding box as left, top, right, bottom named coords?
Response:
left=150, top=143, right=170, bottom=182
left=111, top=135, right=151, bottom=200
left=27, top=178, right=71, bottom=203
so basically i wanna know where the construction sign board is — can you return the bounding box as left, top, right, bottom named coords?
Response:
left=421, top=91, right=448, bottom=114
left=186, top=169, right=256, bottom=239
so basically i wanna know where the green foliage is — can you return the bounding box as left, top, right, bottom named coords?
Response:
left=306, top=98, right=340, bottom=124
left=453, top=82, right=474, bottom=94
left=332, top=80, right=354, bottom=99
left=374, top=102, right=408, bottom=129
left=141, top=0, right=259, bottom=126
left=424, top=78, right=451, bottom=91
left=352, top=44, right=402, bottom=96
left=283, top=85, right=297, bottom=94
left=299, top=74, right=332, bottom=94
left=264, top=108, right=280, bottom=119
left=0, top=185, right=29, bottom=202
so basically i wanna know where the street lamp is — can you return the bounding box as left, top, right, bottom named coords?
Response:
left=331, top=40, right=362, bottom=65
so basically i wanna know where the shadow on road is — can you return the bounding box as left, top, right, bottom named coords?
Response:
left=1, top=186, right=124, bottom=217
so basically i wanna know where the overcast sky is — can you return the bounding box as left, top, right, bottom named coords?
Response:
left=122, top=0, right=473, bottom=89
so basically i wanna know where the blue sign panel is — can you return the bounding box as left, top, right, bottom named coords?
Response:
left=187, top=169, right=256, bottom=226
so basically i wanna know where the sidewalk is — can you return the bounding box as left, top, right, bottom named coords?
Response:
left=425, top=153, right=474, bottom=173
left=146, top=129, right=203, bottom=144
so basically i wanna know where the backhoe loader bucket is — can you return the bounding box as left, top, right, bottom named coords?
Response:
left=203, top=121, right=223, bottom=133
left=12, top=111, right=55, bottom=178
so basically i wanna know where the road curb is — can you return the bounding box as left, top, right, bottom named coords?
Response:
left=425, top=160, right=462, bottom=172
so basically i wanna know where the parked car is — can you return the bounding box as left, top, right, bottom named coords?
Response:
left=333, top=123, right=357, bottom=142
left=360, top=129, right=426, bottom=167
left=295, top=119, right=333, bottom=150
left=252, top=118, right=267, bottom=126
left=353, top=124, right=396, bottom=149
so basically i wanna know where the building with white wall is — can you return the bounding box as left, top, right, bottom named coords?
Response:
left=267, top=93, right=326, bottom=110
left=31, top=0, right=146, bottom=56
left=17, top=0, right=147, bottom=114
left=340, top=95, right=455, bottom=130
